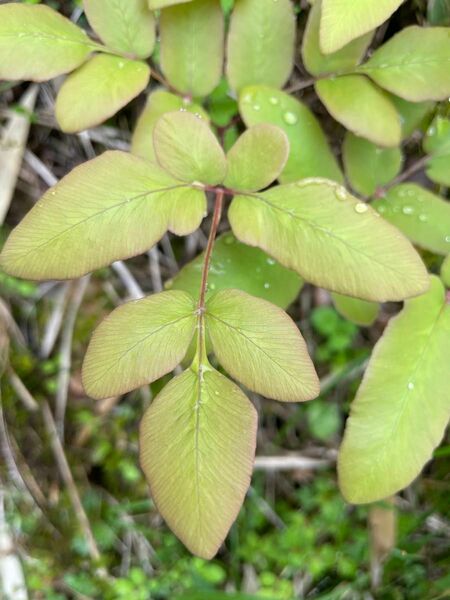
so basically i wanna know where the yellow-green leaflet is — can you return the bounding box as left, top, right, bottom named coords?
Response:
left=153, top=112, right=227, bottom=184
left=0, top=4, right=96, bottom=81
left=343, top=133, right=403, bottom=197
left=358, top=26, right=450, bottom=102
left=229, top=179, right=428, bottom=301
left=224, top=124, right=289, bottom=192
left=339, top=276, right=450, bottom=503
left=140, top=367, right=257, bottom=559
left=82, top=291, right=196, bottom=399
left=319, top=0, right=402, bottom=53
left=160, top=0, right=224, bottom=97
left=0, top=152, right=206, bottom=280
left=148, top=0, right=192, bottom=8
left=55, top=55, right=150, bottom=133
left=226, top=0, right=295, bottom=92
left=131, top=90, right=208, bottom=162
left=168, top=232, right=303, bottom=309
left=331, top=293, right=380, bottom=327
left=83, top=0, right=155, bottom=59
left=206, top=289, right=319, bottom=401
left=239, top=86, right=343, bottom=184
left=302, top=0, right=373, bottom=76
left=315, top=75, right=401, bottom=147
left=373, top=184, right=450, bottom=256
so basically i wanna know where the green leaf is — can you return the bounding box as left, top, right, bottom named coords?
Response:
left=423, top=116, right=450, bottom=186
left=167, top=232, right=303, bottom=309
left=83, top=0, right=155, bottom=59
left=319, top=0, right=402, bottom=53
left=226, top=0, right=295, bottom=92
left=0, top=4, right=96, bottom=81
left=331, top=292, right=380, bottom=326
left=208, top=77, right=239, bottom=127
left=55, top=55, right=150, bottom=133
left=428, top=0, right=450, bottom=25
left=441, top=254, right=450, bottom=287
left=160, top=0, right=224, bottom=97
left=358, top=26, right=450, bottom=102
left=131, top=90, right=208, bottom=162
left=338, top=276, right=450, bottom=503
left=343, top=133, right=402, bottom=197
left=373, top=184, right=450, bottom=255
left=239, top=85, right=343, bottom=184
left=0, top=151, right=206, bottom=280
left=224, top=124, right=289, bottom=192
left=229, top=179, right=428, bottom=301
left=206, top=289, right=319, bottom=401
left=140, top=367, right=257, bottom=558
left=148, top=0, right=193, bottom=7
left=315, top=75, right=401, bottom=147
left=389, top=95, right=434, bottom=139
left=302, top=0, right=373, bottom=76
left=82, top=291, right=196, bottom=399
left=153, top=112, right=226, bottom=184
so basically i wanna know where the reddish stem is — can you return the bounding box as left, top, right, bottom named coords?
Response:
left=198, top=190, right=224, bottom=311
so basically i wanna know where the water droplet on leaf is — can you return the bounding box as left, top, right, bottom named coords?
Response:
left=355, top=202, right=368, bottom=214
left=283, top=111, right=298, bottom=125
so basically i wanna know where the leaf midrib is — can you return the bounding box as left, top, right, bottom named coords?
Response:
left=13, top=183, right=189, bottom=260
left=242, top=191, right=412, bottom=279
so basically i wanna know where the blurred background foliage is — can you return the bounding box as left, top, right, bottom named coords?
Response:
left=0, top=0, right=449, bottom=598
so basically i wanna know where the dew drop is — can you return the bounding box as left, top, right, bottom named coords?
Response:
left=427, top=126, right=436, bottom=137
left=354, top=202, right=368, bottom=214
left=445, top=235, right=450, bottom=243
left=50, top=191, right=56, bottom=196
left=224, top=236, right=234, bottom=245
left=283, top=111, right=298, bottom=125
left=241, top=92, right=253, bottom=104
left=407, top=382, right=414, bottom=391
left=264, top=282, right=270, bottom=289
left=269, top=96, right=279, bottom=105
left=334, top=187, right=347, bottom=201
left=402, top=205, right=414, bottom=215
left=418, top=213, right=428, bottom=222
left=253, top=104, right=261, bottom=111
left=266, top=258, right=276, bottom=265
left=376, top=203, right=386, bottom=214
left=118, top=61, right=125, bottom=69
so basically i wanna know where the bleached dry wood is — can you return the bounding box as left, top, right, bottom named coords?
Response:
left=0, top=85, right=39, bottom=225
